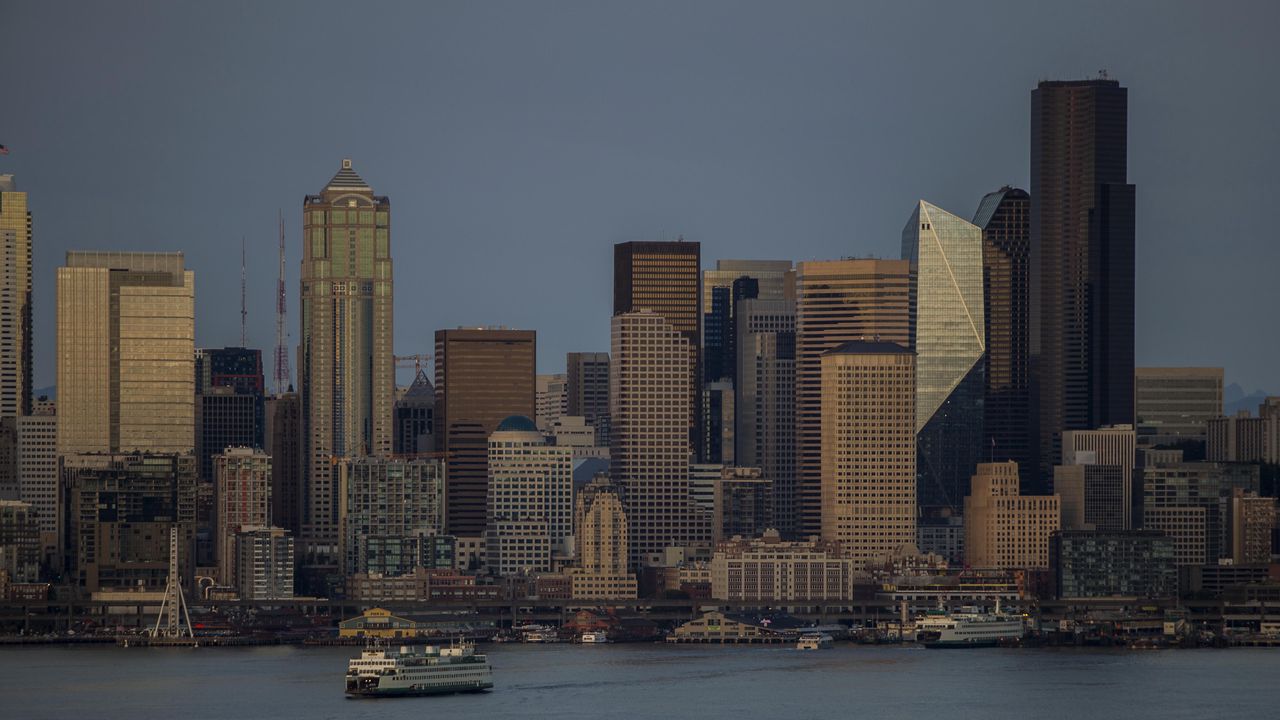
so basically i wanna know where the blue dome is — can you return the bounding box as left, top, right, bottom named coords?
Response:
left=496, top=415, right=538, bottom=432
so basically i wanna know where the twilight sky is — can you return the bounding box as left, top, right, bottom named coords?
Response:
left=1, top=1, right=1277, bottom=392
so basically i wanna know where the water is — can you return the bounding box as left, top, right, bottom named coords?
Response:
left=2, top=643, right=1278, bottom=719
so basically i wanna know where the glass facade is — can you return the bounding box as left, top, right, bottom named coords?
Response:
left=902, top=201, right=985, bottom=515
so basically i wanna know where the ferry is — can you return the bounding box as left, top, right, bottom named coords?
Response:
left=916, top=606, right=1024, bottom=649
left=345, top=643, right=493, bottom=698
left=579, top=632, right=609, bottom=644
left=796, top=633, right=834, bottom=650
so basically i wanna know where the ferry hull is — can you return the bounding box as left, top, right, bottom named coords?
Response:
left=346, top=681, right=494, bottom=698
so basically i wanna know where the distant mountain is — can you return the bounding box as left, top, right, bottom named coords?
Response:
left=34, top=385, right=55, bottom=401
left=1224, top=383, right=1270, bottom=416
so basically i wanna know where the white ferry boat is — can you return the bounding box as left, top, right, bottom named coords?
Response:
left=796, top=633, right=834, bottom=650
left=915, top=606, right=1024, bottom=649
left=345, top=643, right=493, bottom=698
left=579, top=632, right=609, bottom=644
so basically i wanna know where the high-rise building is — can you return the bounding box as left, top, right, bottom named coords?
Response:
left=0, top=175, right=32, bottom=421
left=214, top=447, right=272, bottom=586
left=235, top=526, right=294, bottom=601
left=903, top=200, right=986, bottom=517
left=795, top=259, right=913, bottom=536
left=392, top=370, right=434, bottom=456
left=535, top=374, right=567, bottom=431
left=700, top=259, right=794, bottom=315
left=700, top=380, right=734, bottom=465
left=1206, top=411, right=1266, bottom=463
left=819, top=341, right=916, bottom=564
left=195, top=347, right=265, bottom=483
left=712, top=466, right=773, bottom=543
left=973, top=187, right=1033, bottom=489
left=1054, top=464, right=1126, bottom=533
left=484, top=415, right=573, bottom=576
left=16, top=410, right=56, bottom=554
left=298, top=159, right=394, bottom=581
left=56, top=252, right=195, bottom=456
left=703, top=274, right=766, bottom=385
left=264, top=392, right=302, bottom=535
left=1049, top=530, right=1176, bottom=599
left=0, top=500, right=39, bottom=583
left=1135, top=368, right=1223, bottom=448
left=1142, top=451, right=1259, bottom=564
left=566, top=352, right=610, bottom=446
left=570, top=479, right=636, bottom=599
left=196, top=346, right=265, bottom=396
left=610, top=311, right=711, bottom=566
left=338, top=457, right=445, bottom=576
left=1031, top=78, right=1136, bottom=482
left=614, top=241, right=702, bottom=453
left=434, top=327, right=536, bottom=537
left=64, top=453, right=198, bottom=593
left=964, top=461, right=1060, bottom=569
left=733, top=298, right=796, bottom=535
left=1228, top=489, right=1276, bottom=565
left=1061, top=425, right=1136, bottom=529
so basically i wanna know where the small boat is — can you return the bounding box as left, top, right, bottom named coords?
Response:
left=579, top=632, right=609, bottom=644
left=796, top=633, right=834, bottom=650
left=522, top=629, right=562, bottom=643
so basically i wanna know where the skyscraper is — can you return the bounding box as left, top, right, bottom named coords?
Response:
left=392, top=370, right=434, bottom=456
left=963, top=461, right=1060, bottom=569
left=794, top=259, right=913, bottom=536
left=337, top=456, right=445, bottom=577
left=903, top=200, right=986, bottom=517
left=610, top=310, right=711, bottom=566
left=214, top=447, right=272, bottom=586
left=974, top=187, right=1033, bottom=489
left=484, top=415, right=573, bottom=576
left=819, top=341, right=917, bottom=564
left=1031, top=79, right=1136, bottom=482
left=701, top=259, right=794, bottom=315
left=734, top=298, right=795, bottom=535
left=535, top=373, right=567, bottom=431
left=264, top=392, right=302, bottom=535
left=614, top=240, right=701, bottom=453
left=1135, top=367, right=1223, bottom=448
left=298, top=159, right=395, bottom=581
left=0, top=175, right=32, bottom=420
left=56, top=252, right=195, bottom=456
left=434, top=327, right=536, bottom=537
left=195, top=347, right=265, bottom=483
left=565, top=352, right=609, bottom=445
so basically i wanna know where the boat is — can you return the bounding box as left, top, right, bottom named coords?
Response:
left=345, top=642, right=493, bottom=698
left=579, top=632, right=609, bottom=644
left=521, top=627, right=563, bottom=643
left=915, top=606, right=1024, bottom=649
left=796, top=633, right=834, bottom=650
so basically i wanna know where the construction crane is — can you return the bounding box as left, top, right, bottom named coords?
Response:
left=394, top=354, right=432, bottom=376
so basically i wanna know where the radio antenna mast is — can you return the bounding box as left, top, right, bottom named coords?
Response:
left=273, top=211, right=292, bottom=393
left=240, top=236, right=247, bottom=347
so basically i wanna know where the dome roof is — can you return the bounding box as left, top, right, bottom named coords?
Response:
left=496, top=415, right=538, bottom=433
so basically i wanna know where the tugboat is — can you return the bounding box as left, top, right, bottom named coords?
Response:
left=345, top=642, right=493, bottom=697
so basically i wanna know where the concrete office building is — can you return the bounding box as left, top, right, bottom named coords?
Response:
left=56, top=252, right=195, bottom=456
left=1055, top=464, right=1126, bottom=533
left=1207, top=412, right=1267, bottom=463
left=964, top=461, right=1060, bottom=569
left=614, top=241, right=702, bottom=454
left=338, top=457, right=445, bottom=577
left=1032, top=79, right=1136, bottom=480
left=298, top=160, right=395, bottom=582
left=570, top=481, right=637, bottom=599
left=819, top=341, right=917, bottom=564
left=0, top=500, right=39, bottom=583
left=485, top=415, right=574, bottom=576
left=610, top=311, right=711, bottom=566
left=1142, top=452, right=1259, bottom=564
left=734, top=298, right=796, bottom=535
left=1061, top=425, right=1136, bottom=530
left=795, top=258, right=913, bottom=536
left=974, top=187, right=1033, bottom=489
left=1135, top=368, right=1223, bottom=447
left=903, top=200, right=986, bottom=517
left=1228, top=489, right=1276, bottom=564
left=1049, top=530, right=1176, bottom=599
left=710, top=530, right=863, bottom=603
left=214, top=447, right=272, bottom=586
left=535, top=374, right=567, bottom=431
left=0, top=175, right=32, bottom=421
left=434, top=327, right=536, bottom=537
left=15, top=411, right=56, bottom=553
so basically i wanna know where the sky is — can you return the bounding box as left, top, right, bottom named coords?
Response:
left=1, top=0, right=1277, bottom=393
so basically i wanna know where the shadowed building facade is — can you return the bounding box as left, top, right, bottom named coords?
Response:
left=0, top=175, right=32, bottom=422
left=974, top=187, right=1033, bottom=490
left=298, top=159, right=395, bottom=584
left=1031, top=79, right=1136, bottom=484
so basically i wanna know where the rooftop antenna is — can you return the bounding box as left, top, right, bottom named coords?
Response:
left=273, top=211, right=292, bottom=394
left=240, top=236, right=247, bottom=347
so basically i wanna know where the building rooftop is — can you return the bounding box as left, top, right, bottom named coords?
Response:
left=324, top=158, right=370, bottom=191
left=496, top=415, right=538, bottom=433
left=824, top=340, right=913, bottom=356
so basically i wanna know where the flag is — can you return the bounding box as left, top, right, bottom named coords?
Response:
left=0, top=145, right=8, bottom=155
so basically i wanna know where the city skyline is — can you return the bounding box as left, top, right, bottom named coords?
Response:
left=1, top=2, right=1278, bottom=393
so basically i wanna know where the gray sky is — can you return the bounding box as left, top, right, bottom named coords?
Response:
left=2, top=0, right=1277, bottom=392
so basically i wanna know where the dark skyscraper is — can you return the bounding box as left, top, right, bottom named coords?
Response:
left=1031, top=79, right=1135, bottom=484
left=434, top=327, right=535, bottom=537
left=974, top=187, right=1033, bottom=490
left=195, top=347, right=265, bottom=483
left=614, top=240, right=701, bottom=455
left=393, top=370, right=435, bottom=455
left=265, top=392, right=302, bottom=536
